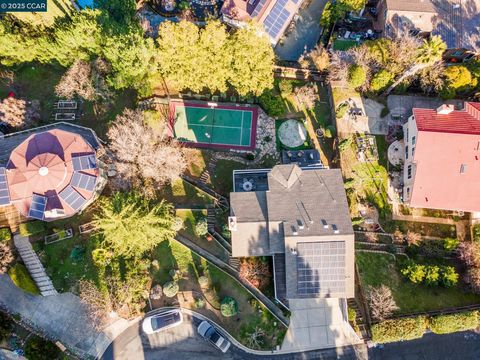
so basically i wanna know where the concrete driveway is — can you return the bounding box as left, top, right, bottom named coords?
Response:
left=281, top=298, right=360, bottom=351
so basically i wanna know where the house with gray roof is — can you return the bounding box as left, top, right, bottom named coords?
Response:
left=229, top=164, right=359, bottom=350
left=229, top=164, right=355, bottom=303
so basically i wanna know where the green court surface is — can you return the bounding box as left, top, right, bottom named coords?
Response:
left=173, top=105, right=253, bottom=147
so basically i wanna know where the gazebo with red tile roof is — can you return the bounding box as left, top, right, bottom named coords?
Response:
left=4, top=129, right=100, bottom=221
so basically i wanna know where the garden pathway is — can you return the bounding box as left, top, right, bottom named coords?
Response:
left=0, top=274, right=131, bottom=359
left=174, top=234, right=289, bottom=326
left=13, top=235, right=57, bottom=296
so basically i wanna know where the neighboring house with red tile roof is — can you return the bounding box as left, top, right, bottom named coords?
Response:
left=402, top=102, right=480, bottom=213
left=0, top=123, right=106, bottom=221
left=221, top=0, right=304, bottom=45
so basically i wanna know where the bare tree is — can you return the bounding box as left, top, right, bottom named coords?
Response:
left=365, top=232, right=379, bottom=243
left=328, top=52, right=349, bottom=86
left=55, top=60, right=95, bottom=101
left=465, top=267, right=480, bottom=294
left=419, top=64, right=446, bottom=94
left=239, top=257, right=271, bottom=290
left=299, top=45, right=330, bottom=71
left=294, top=84, right=318, bottom=110
left=368, top=285, right=399, bottom=321
left=246, top=326, right=266, bottom=349
left=0, top=69, right=14, bottom=87
left=393, top=229, right=404, bottom=243
left=107, top=109, right=187, bottom=196
left=0, top=97, right=40, bottom=128
left=78, top=280, right=111, bottom=330
left=458, top=242, right=480, bottom=267
left=0, top=243, right=14, bottom=274
left=405, top=230, right=422, bottom=246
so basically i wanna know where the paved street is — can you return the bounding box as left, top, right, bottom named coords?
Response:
left=101, top=310, right=480, bottom=360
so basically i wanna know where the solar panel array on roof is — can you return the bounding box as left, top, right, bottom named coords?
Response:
left=71, top=172, right=96, bottom=192
left=28, top=194, right=47, bottom=220
left=251, top=0, right=268, bottom=17
left=297, top=241, right=346, bottom=296
left=72, top=154, right=97, bottom=171
left=59, top=185, right=86, bottom=211
left=0, top=168, right=10, bottom=206
left=263, top=0, right=291, bottom=39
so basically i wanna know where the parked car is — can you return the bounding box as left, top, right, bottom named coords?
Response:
left=197, top=320, right=231, bottom=353
left=142, top=309, right=183, bottom=334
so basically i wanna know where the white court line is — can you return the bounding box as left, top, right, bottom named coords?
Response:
left=240, top=111, right=244, bottom=146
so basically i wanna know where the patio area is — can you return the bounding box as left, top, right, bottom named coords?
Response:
left=387, top=140, right=404, bottom=166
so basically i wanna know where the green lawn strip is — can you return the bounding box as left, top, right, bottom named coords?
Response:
left=211, top=159, right=247, bottom=195
left=332, top=87, right=360, bottom=106
left=152, top=239, right=287, bottom=349
left=158, top=179, right=215, bottom=207
left=176, top=209, right=229, bottom=261
left=35, top=235, right=99, bottom=292
left=382, top=220, right=457, bottom=238
left=356, top=252, right=480, bottom=314
left=186, top=150, right=212, bottom=178
left=333, top=39, right=359, bottom=51
left=8, top=263, right=40, bottom=295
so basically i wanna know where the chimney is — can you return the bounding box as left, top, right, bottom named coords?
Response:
left=436, top=104, right=454, bottom=115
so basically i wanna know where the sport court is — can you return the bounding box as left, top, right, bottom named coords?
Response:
left=170, top=101, right=257, bottom=150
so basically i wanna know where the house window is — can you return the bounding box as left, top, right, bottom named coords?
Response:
left=412, top=136, right=416, bottom=145
left=405, top=145, right=409, bottom=160
left=407, top=165, right=412, bottom=179
left=412, top=147, right=415, bottom=157
left=406, top=187, right=410, bottom=197
left=406, top=127, right=409, bottom=141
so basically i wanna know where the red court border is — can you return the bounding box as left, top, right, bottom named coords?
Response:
left=168, top=99, right=258, bottom=151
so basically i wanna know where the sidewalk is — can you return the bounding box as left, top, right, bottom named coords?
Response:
left=0, top=274, right=131, bottom=359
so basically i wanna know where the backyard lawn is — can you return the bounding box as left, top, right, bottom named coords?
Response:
left=332, top=39, right=359, bottom=51
left=176, top=209, right=229, bottom=261
left=151, top=239, right=287, bottom=350
left=158, top=179, right=215, bottom=207
left=382, top=221, right=457, bottom=239
left=211, top=159, right=247, bottom=195
left=356, top=252, right=480, bottom=314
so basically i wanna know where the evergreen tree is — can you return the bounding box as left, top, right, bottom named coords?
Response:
left=93, top=192, right=176, bottom=258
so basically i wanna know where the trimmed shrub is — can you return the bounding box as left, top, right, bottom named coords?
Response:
left=371, top=316, right=427, bottom=343
left=444, top=238, right=460, bottom=251
left=25, top=336, right=61, bottom=359
left=347, top=64, right=366, bottom=89
left=198, top=275, right=209, bottom=288
left=429, top=311, right=479, bottom=334
left=91, top=248, right=111, bottom=266
left=278, top=79, right=294, bottom=95
left=0, top=228, right=11, bottom=242
left=19, top=221, right=45, bottom=236
left=195, top=218, right=209, bottom=237
left=258, top=89, right=287, bottom=117
left=8, top=264, right=39, bottom=295
left=163, top=281, right=179, bottom=298
left=370, top=69, right=394, bottom=92
left=440, top=266, right=458, bottom=287
left=194, top=298, right=205, bottom=309
left=220, top=296, right=238, bottom=317
left=335, top=102, right=349, bottom=118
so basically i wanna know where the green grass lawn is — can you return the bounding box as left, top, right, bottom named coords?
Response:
left=8, top=263, right=40, bottom=295
left=176, top=209, right=229, bottom=261
left=151, top=239, right=287, bottom=349
left=211, top=159, right=247, bottom=195
left=34, top=235, right=99, bottom=292
left=356, top=252, right=480, bottom=314
left=11, top=0, right=74, bottom=27
left=158, top=179, right=215, bottom=207
left=333, top=39, right=359, bottom=51
left=382, top=220, right=457, bottom=238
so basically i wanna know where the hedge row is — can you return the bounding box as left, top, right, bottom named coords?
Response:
left=371, top=316, right=427, bottom=343
left=372, top=311, right=480, bottom=343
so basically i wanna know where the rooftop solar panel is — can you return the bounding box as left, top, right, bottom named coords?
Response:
left=251, top=0, right=268, bottom=17
left=296, top=242, right=346, bottom=296
left=0, top=167, right=10, bottom=206
left=28, top=194, right=47, bottom=220
left=72, top=154, right=97, bottom=171
left=71, top=171, right=96, bottom=192
left=59, top=185, right=86, bottom=211
left=263, top=1, right=291, bottom=40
